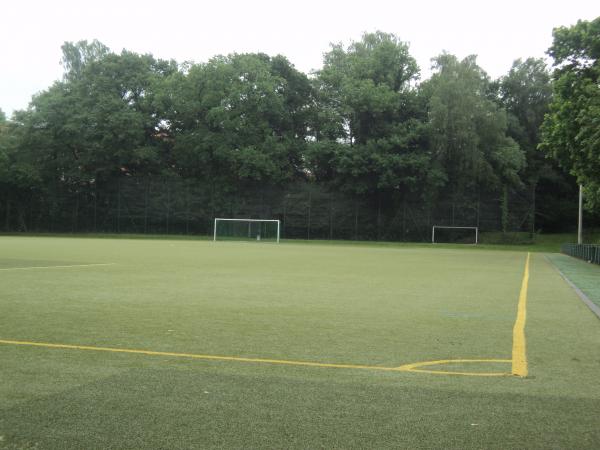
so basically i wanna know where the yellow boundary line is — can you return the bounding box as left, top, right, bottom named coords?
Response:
left=0, top=339, right=394, bottom=371
left=0, top=253, right=531, bottom=378
left=511, top=252, right=530, bottom=377
left=0, top=263, right=115, bottom=271
left=0, top=339, right=511, bottom=376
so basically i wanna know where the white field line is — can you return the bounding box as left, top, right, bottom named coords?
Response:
left=0, top=263, right=115, bottom=271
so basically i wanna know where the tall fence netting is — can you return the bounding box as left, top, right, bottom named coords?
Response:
left=1, top=176, right=536, bottom=242
left=561, top=244, right=600, bottom=265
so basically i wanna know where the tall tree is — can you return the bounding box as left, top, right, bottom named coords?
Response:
left=540, top=17, right=600, bottom=210
left=497, top=57, right=586, bottom=232
left=311, top=31, right=430, bottom=196
left=424, top=54, right=524, bottom=198
left=0, top=113, right=42, bottom=230
left=168, top=53, right=312, bottom=186
left=21, top=43, right=178, bottom=190
left=499, top=58, right=552, bottom=180
left=496, top=58, right=573, bottom=231
left=60, top=40, right=110, bottom=81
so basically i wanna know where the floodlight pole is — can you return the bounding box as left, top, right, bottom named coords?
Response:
left=578, top=184, right=583, bottom=245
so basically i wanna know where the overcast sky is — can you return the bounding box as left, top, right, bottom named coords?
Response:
left=1, top=0, right=598, bottom=117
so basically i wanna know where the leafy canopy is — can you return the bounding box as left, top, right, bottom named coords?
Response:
left=425, top=54, right=524, bottom=195
left=310, top=32, right=429, bottom=196
left=540, top=17, right=600, bottom=209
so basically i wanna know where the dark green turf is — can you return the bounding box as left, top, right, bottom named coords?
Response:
left=546, top=253, right=600, bottom=309
left=1, top=237, right=599, bottom=449
left=2, top=230, right=597, bottom=252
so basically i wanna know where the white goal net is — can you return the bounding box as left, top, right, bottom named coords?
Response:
left=213, top=218, right=281, bottom=243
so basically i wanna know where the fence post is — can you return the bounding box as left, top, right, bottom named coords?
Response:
left=307, top=190, right=312, bottom=240
left=93, top=185, right=97, bottom=232
left=117, top=177, right=121, bottom=233
left=402, top=196, right=407, bottom=241
left=563, top=243, right=600, bottom=266
left=143, top=178, right=148, bottom=234
left=578, top=185, right=583, bottom=244
left=73, top=191, right=79, bottom=232
left=185, top=183, right=190, bottom=235
left=4, top=198, right=10, bottom=231
left=354, top=200, right=359, bottom=241
left=530, top=182, right=536, bottom=236
left=476, top=193, right=481, bottom=229
left=377, top=194, right=381, bottom=240
left=166, top=180, right=171, bottom=235
left=329, top=193, right=333, bottom=240
left=282, top=194, right=287, bottom=238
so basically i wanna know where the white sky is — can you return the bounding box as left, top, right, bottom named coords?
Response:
left=1, top=0, right=598, bottom=117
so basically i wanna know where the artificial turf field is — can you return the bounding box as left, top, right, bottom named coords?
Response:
left=1, top=236, right=599, bottom=449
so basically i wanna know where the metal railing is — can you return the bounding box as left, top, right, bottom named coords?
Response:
left=561, top=243, right=600, bottom=265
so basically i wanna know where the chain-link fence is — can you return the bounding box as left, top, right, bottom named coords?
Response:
left=561, top=244, right=600, bottom=265
left=1, top=176, right=536, bottom=241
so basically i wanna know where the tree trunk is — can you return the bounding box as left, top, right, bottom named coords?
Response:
left=530, top=181, right=537, bottom=237
left=354, top=200, right=359, bottom=241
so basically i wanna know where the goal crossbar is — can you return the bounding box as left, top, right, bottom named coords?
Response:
left=213, top=218, right=280, bottom=243
left=432, top=226, right=478, bottom=244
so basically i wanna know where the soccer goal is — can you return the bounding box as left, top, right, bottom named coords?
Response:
left=432, top=226, right=478, bottom=244
left=213, top=218, right=281, bottom=243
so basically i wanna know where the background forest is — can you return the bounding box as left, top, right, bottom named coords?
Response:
left=1, top=19, right=599, bottom=240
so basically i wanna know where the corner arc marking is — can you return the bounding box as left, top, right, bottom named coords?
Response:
left=396, top=358, right=513, bottom=377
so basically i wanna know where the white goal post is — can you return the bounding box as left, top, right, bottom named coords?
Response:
left=213, top=218, right=281, bottom=243
left=432, top=226, right=478, bottom=244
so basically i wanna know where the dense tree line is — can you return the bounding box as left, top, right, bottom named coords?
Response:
left=1, top=23, right=597, bottom=235
left=540, top=17, right=600, bottom=210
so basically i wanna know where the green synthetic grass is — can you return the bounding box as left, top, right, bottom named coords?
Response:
left=1, top=236, right=599, bottom=449
left=2, top=229, right=593, bottom=252
left=546, top=253, right=600, bottom=309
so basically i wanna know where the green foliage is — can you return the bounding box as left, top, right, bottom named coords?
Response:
left=540, top=17, right=600, bottom=210
left=0, top=118, right=41, bottom=190
left=60, top=39, right=110, bottom=81
left=497, top=58, right=581, bottom=233
left=2, top=29, right=591, bottom=234
left=311, top=32, right=430, bottom=195
left=15, top=43, right=178, bottom=193
left=425, top=54, right=525, bottom=196
left=168, top=53, right=312, bottom=186
left=499, top=58, right=552, bottom=179
left=0, top=116, right=42, bottom=230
